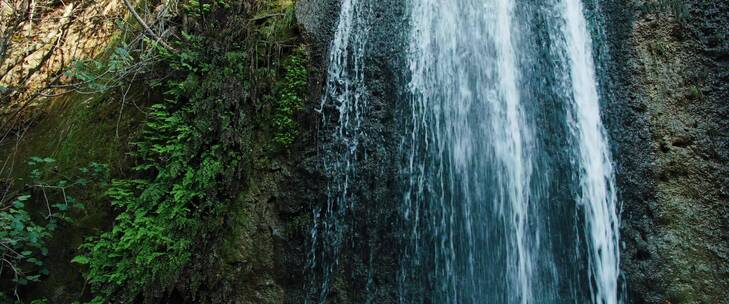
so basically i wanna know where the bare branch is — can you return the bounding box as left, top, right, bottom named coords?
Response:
left=121, top=0, right=176, bottom=52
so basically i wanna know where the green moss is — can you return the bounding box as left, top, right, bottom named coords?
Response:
left=0, top=5, right=157, bottom=297
left=2, top=91, right=142, bottom=174
left=220, top=189, right=256, bottom=264
left=688, top=85, right=703, bottom=100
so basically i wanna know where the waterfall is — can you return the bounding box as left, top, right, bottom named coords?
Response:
left=310, top=0, right=622, bottom=303
left=307, top=0, right=371, bottom=302
left=560, top=0, right=621, bottom=302
left=399, top=0, right=535, bottom=302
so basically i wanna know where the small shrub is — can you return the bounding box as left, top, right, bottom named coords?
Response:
left=0, top=158, right=109, bottom=302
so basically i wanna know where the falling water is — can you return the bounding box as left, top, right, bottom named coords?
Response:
left=560, top=0, right=621, bottom=302
left=399, top=0, right=535, bottom=302
left=398, top=0, right=621, bottom=303
left=307, top=0, right=371, bottom=302
left=310, top=0, right=622, bottom=303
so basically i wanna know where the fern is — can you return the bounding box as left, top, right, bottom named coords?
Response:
left=272, top=47, right=309, bottom=147
left=75, top=0, right=306, bottom=301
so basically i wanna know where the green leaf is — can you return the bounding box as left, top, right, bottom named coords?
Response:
left=115, top=47, right=131, bottom=60
left=12, top=220, right=24, bottom=231
left=71, top=255, right=90, bottom=265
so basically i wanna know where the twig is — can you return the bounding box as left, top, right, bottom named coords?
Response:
left=0, top=242, right=22, bottom=258
left=121, top=0, right=176, bottom=52
left=28, top=0, right=36, bottom=35
left=117, top=76, right=134, bottom=138
left=1, top=257, right=20, bottom=277
left=0, top=257, right=23, bottom=302
left=40, top=186, right=51, bottom=218
left=0, top=72, right=64, bottom=133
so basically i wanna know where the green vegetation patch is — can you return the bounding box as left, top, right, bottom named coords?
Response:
left=0, top=158, right=109, bottom=303
left=271, top=47, right=309, bottom=147
left=71, top=0, right=308, bottom=302
left=1, top=0, right=308, bottom=301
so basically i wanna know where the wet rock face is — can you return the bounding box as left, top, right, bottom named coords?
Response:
left=600, top=0, right=729, bottom=303
left=340, top=2, right=409, bottom=302
left=296, top=0, right=729, bottom=303
left=296, top=0, right=341, bottom=61
left=292, top=0, right=409, bottom=302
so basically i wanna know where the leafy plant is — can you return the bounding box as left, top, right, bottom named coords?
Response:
left=73, top=0, right=307, bottom=301
left=76, top=2, right=246, bottom=300
left=75, top=100, right=223, bottom=300
left=0, top=158, right=109, bottom=303
left=271, top=46, right=309, bottom=146
left=65, top=40, right=161, bottom=95
left=183, top=0, right=229, bottom=17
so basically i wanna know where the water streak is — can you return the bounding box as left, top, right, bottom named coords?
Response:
left=560, top=0, right=621, bottom=302
left=307, top=0, right=370, bottom=302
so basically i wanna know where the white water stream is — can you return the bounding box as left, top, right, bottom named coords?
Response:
left=311, top=0, right=622, bottom=303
